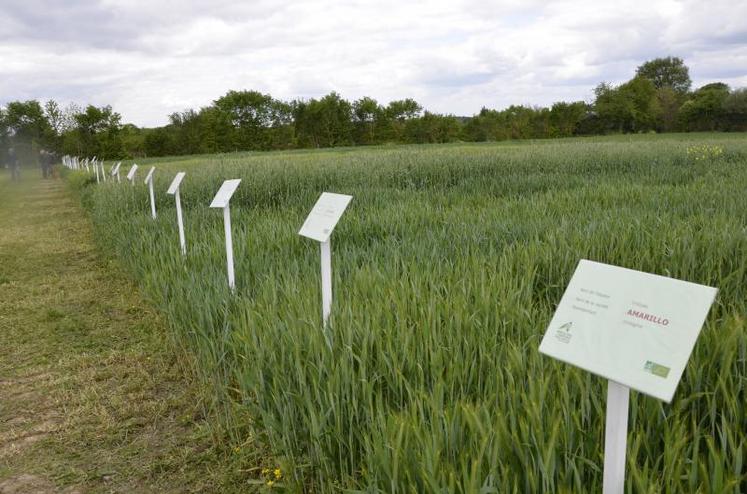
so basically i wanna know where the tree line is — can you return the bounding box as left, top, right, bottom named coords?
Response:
left=2, top=57, right=746, bottom=163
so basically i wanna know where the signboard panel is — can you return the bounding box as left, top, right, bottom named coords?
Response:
left=298, top=192, right=353, bottom=243
left=209, top=179, right=241, bottom=208
left=126, top=164, right=138, bottom=180
left=111, top=162, right=121, bottom=175
left=539, top=259, right=717, bottom=402
left=167, top=172, right=186, bottom=194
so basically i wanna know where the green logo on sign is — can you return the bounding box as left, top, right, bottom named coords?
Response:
left=644, top=361, right=670, bottom=378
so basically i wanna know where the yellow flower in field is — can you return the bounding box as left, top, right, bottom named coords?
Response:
left=261, top=468, right=270, bottom=475
left=234, top=446, right=240, bottom=453
left=274, top=468, right=282, bottom=479
left=267, top=480, right=275, bottom=487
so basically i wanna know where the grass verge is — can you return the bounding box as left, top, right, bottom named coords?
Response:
left=0, top=172, right=249, bottom=493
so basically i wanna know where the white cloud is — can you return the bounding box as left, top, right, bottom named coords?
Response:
left=1, top=0, right=745, bottom=126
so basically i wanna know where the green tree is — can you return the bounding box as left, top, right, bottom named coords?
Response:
left=549, top=101, right=588, bottom=137
left=462, top=108, right=508, bottom=142
left=198, top=106, right=235, bottom=153
left=67, top=105, right=125, bottom=158
left=43, top=100, right=67, bottom=152
left=383, top=99, right=422, bottom=142
left=2, top=100, right=54, bottom=165
left=168, top=110, right=205, bottom=154
left=120, top=124, right=146, bottom=158
left=654, top=86, right=683, bottom=132
left=214, top=90, right=276, bottom=150
left=404, top=112, right=461, bottom=143
left=352, top=97, right=382, bottom=145
left=722, top=88, right=747, bottom=131
left=293, top=92, right=353, bottom=148
left=678, top=83, right=730, bottom=131
left=594, top=77, right=659, bottom=133
left=143, top=127, right=177, bottom=157
left=636, top=56, right=691, bottom=93
left=504, top=105, right=536, bottom=139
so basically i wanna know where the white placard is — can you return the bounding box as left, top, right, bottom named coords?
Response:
left=144, top=166, right=155, bottom=184
left=111, top=162, right=121, bottom=176
left=209, top=179, right=241, bottom=208
left=126, top=164, right=139, bottom=180
left=298, top=192, right=353, bottom=243
left=167, top=172, right=186, bottom=194
left=539, top=259, right=717, bottom=403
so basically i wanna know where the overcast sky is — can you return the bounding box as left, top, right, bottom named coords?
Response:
left=2, top=0, right=746, bottom=127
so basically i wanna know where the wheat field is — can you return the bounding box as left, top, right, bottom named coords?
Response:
left=69, top=133, right=746, bottom=492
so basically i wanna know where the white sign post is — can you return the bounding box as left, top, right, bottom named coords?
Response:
left=298, top=192, right=353, bottom=326
left=111, top=162, right=122, bottom=183
left=167, top=172, right=187, bottom=255
left=539, top=259, right=717, bottom=494
left=94, top=161, right=101, bottom=183
left=209, top=179, right=242, bottom=291
left=144, top=167, right=156, bottom=219
left=126, top=164, right=138, bottom=185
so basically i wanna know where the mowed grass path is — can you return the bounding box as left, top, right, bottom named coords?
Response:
left=0, top=173, right=243, bottom=493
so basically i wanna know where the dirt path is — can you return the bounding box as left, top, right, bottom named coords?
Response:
left=0, top=174, right=240, bottom=493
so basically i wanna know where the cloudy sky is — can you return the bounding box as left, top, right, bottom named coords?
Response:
left=2, top=0, right=746, bottom=127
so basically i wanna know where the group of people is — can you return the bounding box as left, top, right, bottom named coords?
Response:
left=4, top=147, right=57, bottom=181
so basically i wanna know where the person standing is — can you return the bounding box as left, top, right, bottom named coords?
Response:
left=47, top=151, right=57, bottom=178
left=40, top=150, right=47, bottom=178
left=43, top=150, right=53, bottom=178
left=8, top=147, right=20, bottom=181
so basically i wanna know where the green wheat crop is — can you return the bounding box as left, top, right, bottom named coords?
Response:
left=71, top=133, right=746, bottom=493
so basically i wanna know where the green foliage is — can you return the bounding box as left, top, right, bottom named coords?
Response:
left=1, top=100, right=55, bottom=164
left=654, top=86, right=684, bottom=132
left=636, top=56, right=692, bottom=93
left=594, top=77, right=659, bottom=133
left=81, top=134, right=747, bottom=493
left=403, top=111, right=462, bottom=143
left=352, top=97, right=383, bottom=145
left=549, top=101, right=588, bottom=137
left=62, top=104, right=126, bottom=159
left=214, top=90, right=293, bottom=151
left=722, top=88, right=747, bottom=131
left=679, top=83, right=731, bottom=131
left=293, top=92, right=354, bottom=148
left=2, top=56, right=745, bottom=164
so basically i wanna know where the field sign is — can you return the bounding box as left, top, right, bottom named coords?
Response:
left=167, top=172, right=187, bottom=255
left=127, top=164, right=138, bottom=180
left=540, top=259, right=717, bottom=493
left=210, top=179, right=241, bottom=209
left=210, top=179, right=241, bottom=290
left=145, top=167, right=157, bottom=219
left=539, top=259, right=717, bottom=403
left=167, top=172, right=186, bottom=194
left=111, top=162, right=121, bottom=176
left=299, top=192, right=353, bottom=243
left=299, top=192, right=353, bottom=326
left=144, top=166, right=155, bottom=184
